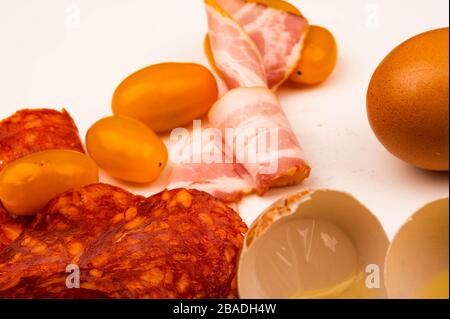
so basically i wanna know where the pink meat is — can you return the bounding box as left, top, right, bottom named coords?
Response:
left=169, top=126, right=254, bottom=202
left=215, top=0, right=309, bottom=89
left=209, top=88, right=309, bottom=193
left=207, top=4, right=267, bottom=89
left=168, top=0, right=310, bottom=202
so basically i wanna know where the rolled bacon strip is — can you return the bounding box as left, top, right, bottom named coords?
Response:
left=209, top=87, right=310, bottom=194
left=207, top=0, right=309, bottom=89
left=169, top=0, right=310, bottom=202
left=169, top=126, right=254, bottom=202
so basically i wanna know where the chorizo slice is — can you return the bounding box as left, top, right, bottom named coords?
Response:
left=0, top=109, right=79, bottom=139
left=0, top=183, right=142, bottom=298
left=0, top=204, right=28, bottom=252
left=0, top=109, right=84, bottom=171
left=0, top=108, right=85, bottom=254
left=80, top=189, right=248, bottom=299
left=0, top=186, right=248, bottom=299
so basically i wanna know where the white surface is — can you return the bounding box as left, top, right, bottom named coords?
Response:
left=0, top=0, right=448, bottom=239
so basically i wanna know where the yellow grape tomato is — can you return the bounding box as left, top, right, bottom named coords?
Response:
left=112, top=63, right=218, bottom=133
left=86, top=116, right=168, bottom=184
left=290, top=25, right=338, bottom=85
left=0, top=150, right=99, bottom=216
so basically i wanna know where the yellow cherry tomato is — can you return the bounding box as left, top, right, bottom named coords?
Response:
left=290, top=25, right=338, bottom=85
left=86, top=116, right=168, bottom=184
left=112, top=63, right=218, bottom=133
left=0, top=150, right=99, bottom=216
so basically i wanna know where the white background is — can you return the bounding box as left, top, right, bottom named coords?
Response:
left=0, top=0, right=448, bottom=238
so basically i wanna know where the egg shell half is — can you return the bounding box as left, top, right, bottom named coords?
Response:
left=385, top=198, right=449, bottom=299
left=237, top=189, right=390, bottom=299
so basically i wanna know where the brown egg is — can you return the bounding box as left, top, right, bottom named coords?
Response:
left=367, top=28, right=449, bottom=171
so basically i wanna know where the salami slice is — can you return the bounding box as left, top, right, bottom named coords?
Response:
left=0, top=108, right=86, bottom=250
left=0, top=109, right=84, bottom=171
left=0, top=183, right=142, bottom=298
left=0, top=204, right=27, bottom=252
left=0, top=185, right=247, bottom=299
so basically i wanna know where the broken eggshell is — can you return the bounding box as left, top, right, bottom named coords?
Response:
left=237, top=190, right=390, bottom=299
left=385, top=198, right=449, bottom=299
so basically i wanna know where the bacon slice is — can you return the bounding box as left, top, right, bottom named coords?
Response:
left=169, top=125, right=254, bottom=202
left=209, top=0, right=309, bottom=89
left=209, top=88, right=310, bottom=193
left=206, top=1, right=267, bottom=89
left=169, top=164, right=253, bottom=203
left=168, top=0, right=310, bottom=202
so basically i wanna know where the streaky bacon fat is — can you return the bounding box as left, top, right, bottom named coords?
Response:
left=214, top=0, right=309, bottom=89
left=169, top=130, right=254, bottom=202
left=209, top=88, right=310, bottom=194
left=168, top=0, right=310, bottom=202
